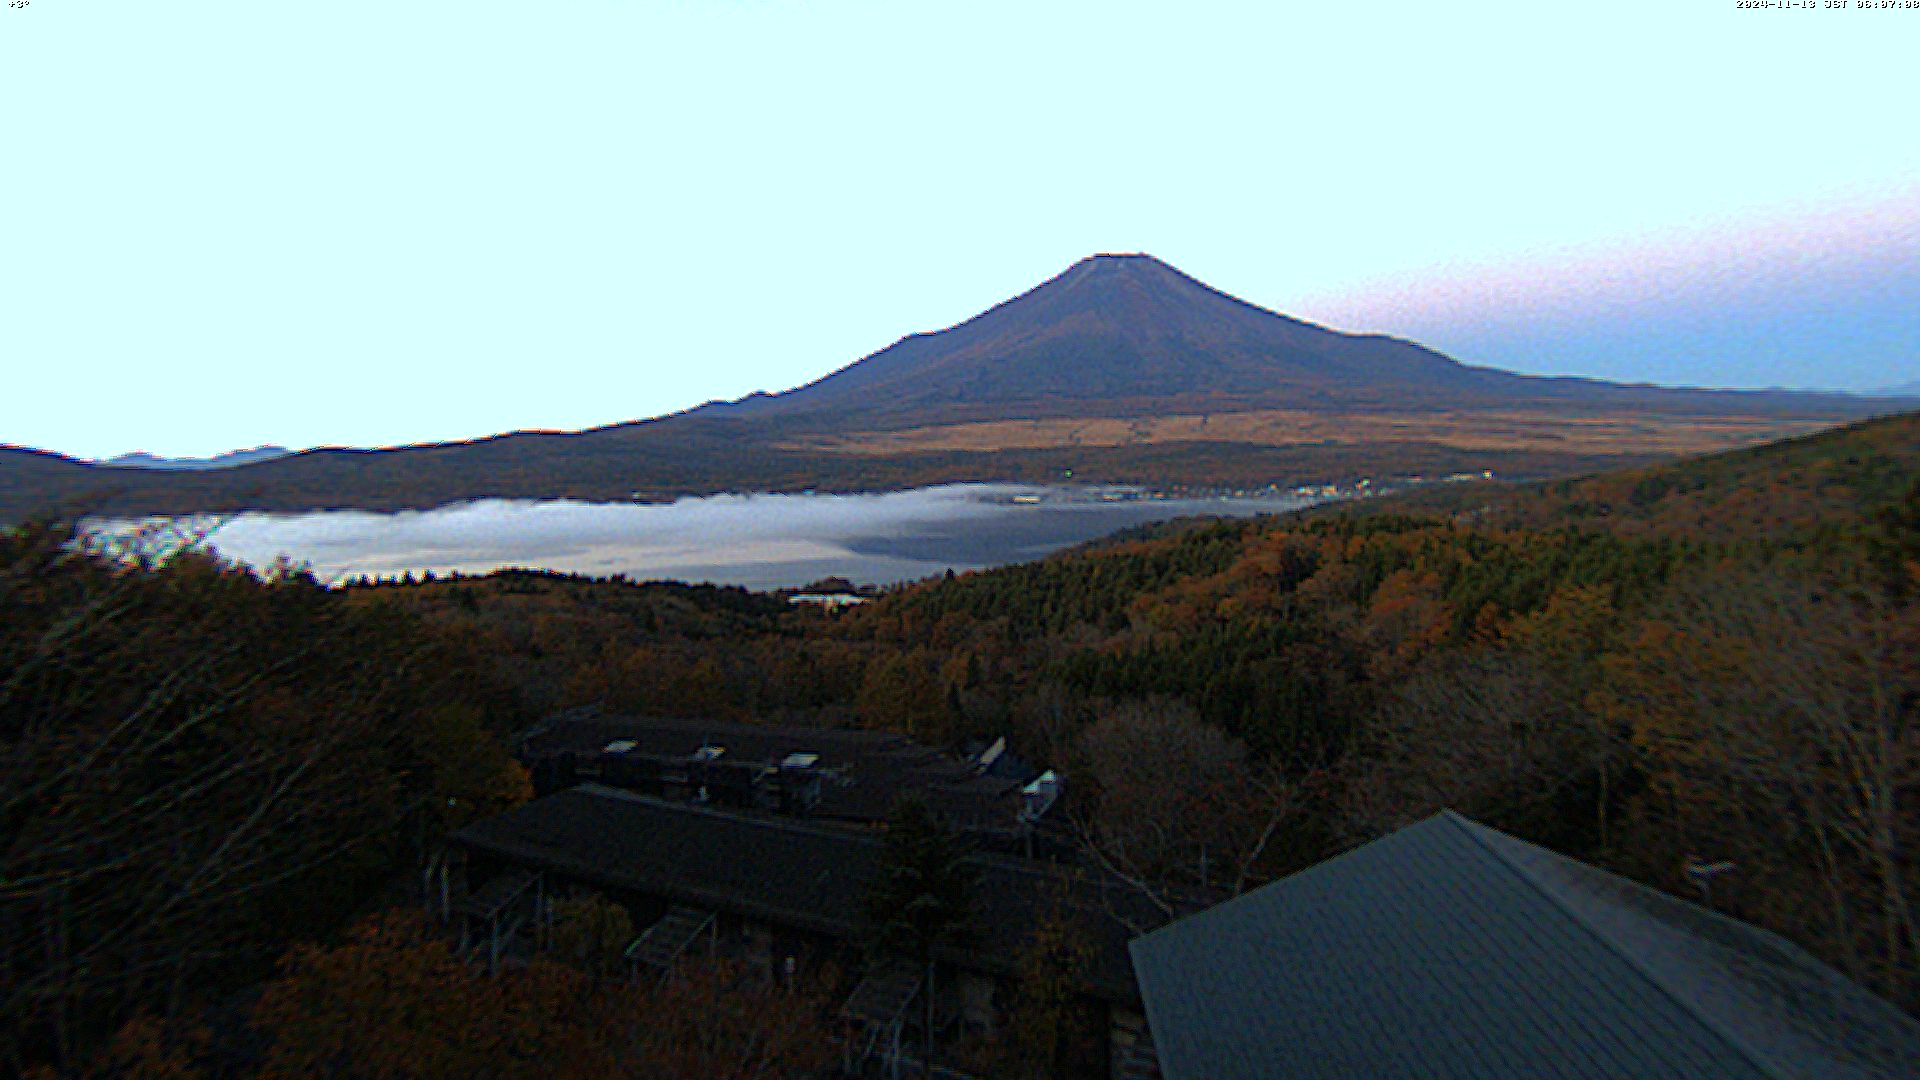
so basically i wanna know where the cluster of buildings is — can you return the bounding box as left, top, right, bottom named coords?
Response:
left=515, top=711, right=1063, bottom=849
left=433, top=710, right=1920, bottom=1079
left=441, top=710, right=1148, bottom=1078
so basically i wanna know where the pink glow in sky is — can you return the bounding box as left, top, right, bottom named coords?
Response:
left=1294, top=190, right=1920, bottom=391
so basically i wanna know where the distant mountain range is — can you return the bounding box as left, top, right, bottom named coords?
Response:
left=103, top=446, right=294, bottom=471
left=0, top=254, right=1904, bottom=521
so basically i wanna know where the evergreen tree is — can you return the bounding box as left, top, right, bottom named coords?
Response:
left=863, top=796, right=977, bottom=1073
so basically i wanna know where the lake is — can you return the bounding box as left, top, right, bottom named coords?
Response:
left=101, top=484, right=1325, bottom=590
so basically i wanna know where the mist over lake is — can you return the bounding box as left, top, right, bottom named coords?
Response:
left=133, top=485, right=1321, bottom=590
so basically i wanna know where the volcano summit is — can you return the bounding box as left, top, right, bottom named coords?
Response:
left=702, top=253, right=1774, bottom=422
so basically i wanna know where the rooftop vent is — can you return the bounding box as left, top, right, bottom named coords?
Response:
left=973, top=736, right=1007, bottom=774
left=1019, top=770, right=1061, bottom=824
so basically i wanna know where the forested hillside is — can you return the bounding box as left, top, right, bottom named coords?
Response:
left=1343, top=408, right=1920, bottom=542
left=0, top=534, right=842, bottom=1079
left=0, top=524, right=532, bottom=1075
left=369, top=409, right=1920, bottom=1012
left=4, top=411, right=1915, bottom=1076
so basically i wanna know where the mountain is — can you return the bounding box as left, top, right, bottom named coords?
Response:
left=1879, top=379, right=1920, bottom=398
left=104, top=446, right=294, bottom=470
left=710, top=253, right=1481, bottom=421
left=706, top=254, right=1834, bottom=423
left=0, top=255, right=1899, bottom=521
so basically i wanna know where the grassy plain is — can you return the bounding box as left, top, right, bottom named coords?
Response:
left=784, top=407, right=1839, bottom=462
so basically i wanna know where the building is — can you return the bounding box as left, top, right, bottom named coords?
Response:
left=444, top=783, right=1165, bottom=1079
left=1130, top=810, right=1920, bottom=1080
left=788, top=593, right=871, bottom=610
left=515, top=710, right=1062, bottom=845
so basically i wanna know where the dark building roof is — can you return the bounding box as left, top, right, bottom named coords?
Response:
left=517, top=712, right=1035, bottom=832
left=1130, top=810, right=1920, bottom=1080
left=519, top=712, right=924, bottom=766
left=452, top=784, right=1153, bottom=1003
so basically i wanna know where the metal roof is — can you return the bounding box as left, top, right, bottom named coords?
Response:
left=1129, top=811, right=1920, bottom=1080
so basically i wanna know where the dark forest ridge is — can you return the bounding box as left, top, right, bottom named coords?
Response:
left=1, top=254, right=1904, bottom=520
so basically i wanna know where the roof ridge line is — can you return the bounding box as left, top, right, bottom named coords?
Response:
left=572, top=784, right=1129, bottom=883
left=1442, top=811, right=1792, bottom=1080
left=576, top=783, right=887, bottom=844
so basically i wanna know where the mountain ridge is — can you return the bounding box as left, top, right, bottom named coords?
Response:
left=700, top=253, right=1508, bottom=420
left=696, top=253, right=1873, bottom=425
left=104, top=445, right=294, bottom=470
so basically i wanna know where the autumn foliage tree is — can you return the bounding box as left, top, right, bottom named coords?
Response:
left=855, top=650, right=954, bottom=740
left=1000, top=888, right=1101, bottom=1080
left=1595, top=562, right=1919, bottom=1008
left=251, top=909, right=837, bottom=1080
left=1340, top=583, right=1625, bottom=851
left=548, top=894, right=636, bottom=982
left=628, top=955, right=839, bottom=1080
left=0, top=522, right=529, bottom=1075
left=253, top=912, right=618, bottom=1080
left=1071, top=699, right=1296, bottom=905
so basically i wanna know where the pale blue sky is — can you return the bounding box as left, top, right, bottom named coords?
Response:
left=4, top=0, right=1916, bottom=459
